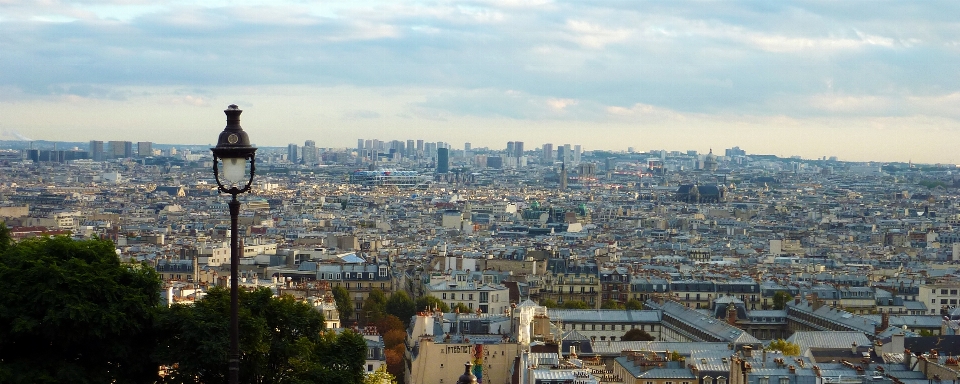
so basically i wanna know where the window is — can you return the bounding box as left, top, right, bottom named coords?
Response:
left=718, top=378, right=727, bottom=384
left=942, top=289, right=949, bottom=295
left=367, top=364, right=373, bottom=372
left=703, top=377, right=713, bottom=384
left=780, top=378, right=790, bottom=384
left=759, top=377, right=769, bottom=384
left=953, top=290, right=958, bottom=295
left=443, top=293, right=447, bottom=300
left=469, top=294, right=474, bottom=301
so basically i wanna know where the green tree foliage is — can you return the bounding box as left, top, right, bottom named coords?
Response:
left=767, top=339, right=801, bottom=356
left=601, top=299, right=625, bottom=309
left=625, top=298, right=644, bottom=310
left=414, top=295, right=450, bottom=312
left=363, top=288, right=388, bottom=324
left=0, top=236, right=163, bottom=383
left=772, top=291, right=793, bottom=310
left=669, top=351, right=684, bottom=361
left=0, top=223, right=10, bottom=254
left=385, top=291, right=416, bottom=326
left=157, top=286, right=367, bottom=383
left=364, top=365, right=398, bottom=384
left=622, top=328, right=655, bottom=341
left=453, top=302, right=472, bottom=313
left=540, top=299, right=559, bottom=308
left=562, top=300, right=591, bottom=309
left=333, top=285, right=355, bottom=324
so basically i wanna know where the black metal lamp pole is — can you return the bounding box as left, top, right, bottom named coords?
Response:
left=211, top=104, right=257, bottom=384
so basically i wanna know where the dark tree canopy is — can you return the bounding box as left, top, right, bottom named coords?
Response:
left=385, top=290, right=416, bottom=326
left=333, top=285, right=355, bottom=323
left=362, top=288, right=388, bottom=324
left=622, top=328, right=655, bottom=341
left=539, top=299, right=559, bottom=308
left=601, top=299, right=625, bottom=309
left=561, top=300, right=591, bottom=309
left=156, top=287, right=367, bottom=384
left=0, top=235, right=163, bottom=383
left=625, top=298, right=644, bottom=310
left=772, top=291, right=793, bottom=310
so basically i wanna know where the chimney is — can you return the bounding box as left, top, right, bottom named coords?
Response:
left=789, top=365, right=796, bottom=374
left=811, top=293, right=822, bottom=311
left=879, top=312, right=890, bottom=332
left=727, top=304, right=739, bottom=325
left=743, top=346, right=753, bottom=358
left=795, top=297, right=801, bottom=305
left=852, top=343, right=858, bottom=355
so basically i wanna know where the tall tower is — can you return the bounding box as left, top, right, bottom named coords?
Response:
left=89, top=140, right=104, bottom=161
left=542, top=143, right=553, bottom=163
left=287, top=143, right=299, bottom=164
left=137, top=142, right=153, bottom=158
left=560, top=161, right=568, bottom=190
left=302, top=140, right=318, bottom=165
left=437, top=148, right=449, bottom=174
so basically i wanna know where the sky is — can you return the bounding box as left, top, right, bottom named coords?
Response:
left=1, top=0, right=960, bottom=163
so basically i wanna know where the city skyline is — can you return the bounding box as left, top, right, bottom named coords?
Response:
left=2, top=1, right=959, bottom=163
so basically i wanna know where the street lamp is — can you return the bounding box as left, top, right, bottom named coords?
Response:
left=210, top=104, right=257, bottom=384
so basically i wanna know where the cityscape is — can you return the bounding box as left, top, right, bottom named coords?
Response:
left=3, top=123, right=960, bottom=383
left=4, top=1, right=960, bottom=383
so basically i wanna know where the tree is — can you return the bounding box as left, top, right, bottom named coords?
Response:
left=0, top=223, right=10, bottom=254
left=385, top=291, right=416, bottom=326
left=562, top=300, right=591, bottom=309
left=669, top=351, right=684, bottom=361
left=364, top=365, right=398, bottom=384
left=0, top=236, right=163, bottom=383
left=622, top=328, right=655, bottom=341
left=601, top=299, right=625, bottom=309
left=376, top=315, right=405, bottom=336
left=626, top=298, right=644, bottom=310
left=362, top=288, right=388, bottom=325
left=415, top=295, right=450, bottom=313
left=156, top=287, right=367, bottom=383
left=540, top=299, right=559, bottom=308
left=384, top=344, right=406, bottom=381
left=453, top=302, right=472, bottom=313
left=772, top=291, right=793, bottom=310
left=383, top=329, right=407, bottom=349
left=333, top=285, right=355, bottom=324
left=767, top=339, right=801, bottom=356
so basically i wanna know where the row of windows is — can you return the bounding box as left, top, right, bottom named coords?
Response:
left=564, top=323, right=656, bottom=332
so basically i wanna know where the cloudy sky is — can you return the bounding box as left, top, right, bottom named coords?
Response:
left=2, top=0, right=959, bottom=163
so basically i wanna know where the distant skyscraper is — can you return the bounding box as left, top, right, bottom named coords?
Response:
left=89, top=140, right=104, bottom=161
left=542, top=143, right=553, bottom=163
left=556, top=145, right=566, bottom=163
left=464, top=142, right=471, bottom=152
left=302, top=140, right=318, bottom=165
left=573, top=144, right=581, bottom=163
left=514, top=141, right=524, bottom=158
left=416, top=139, right=424, bottom=153
left=506, top=141, right=515, bottom=156
left=407, top=140, right=415, bottom=157
left=137, top=142, right=153, bottom=158
left=108, top=141, right=133, bottom=158
left=437, top=148, right=449, bottom=174
left=288, top=144, right=299, bottom=164
left=357, top=139, right=364, bottom=151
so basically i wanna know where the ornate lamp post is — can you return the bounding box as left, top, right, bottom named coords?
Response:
left=210, top=104, right=257, bottom=384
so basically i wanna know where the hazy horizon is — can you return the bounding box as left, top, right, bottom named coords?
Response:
left=2, top=1, right=959, bottom=164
